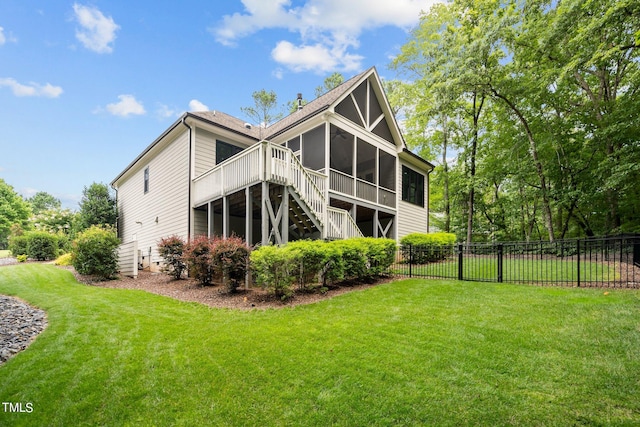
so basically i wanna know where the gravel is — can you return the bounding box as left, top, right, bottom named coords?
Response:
left=0, top=295, right=47, bottom=365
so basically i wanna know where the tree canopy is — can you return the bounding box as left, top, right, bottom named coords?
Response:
left=390, top=0, right=640, bottom=241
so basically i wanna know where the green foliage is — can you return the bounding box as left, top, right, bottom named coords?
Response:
left=328, top=239, right=368, bottom=280
left=78, top=182, right=117, bottom=231
left=400, top=232, right=457, bottom=264
left=390, top=0, right=640, bottom=239
left=250, top=245, right=295, bottom=300
left=240, top=89, right=283, bottom=127
left=8, top=234, right=29, bottom=257
left=26, top=191, right=61, bottom=215
left=286, top=240, right=331, bottom=291
left=157, top=235, right=187, bottom=280
left=25, top=231, right=59, bottom=261
left=0, top=179, right=32, bottom=249
left=16, top=254, right=27, bottom=262
left=357, top=237, right=397, bottom=277
left=54, top=253, right=73, bottom=266
left=72, top=226, right=120, bottom=279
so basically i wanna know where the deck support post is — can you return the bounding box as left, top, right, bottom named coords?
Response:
left=223, top=195, right=229, bottom=238
left=261, top=181, right=269, bottom=246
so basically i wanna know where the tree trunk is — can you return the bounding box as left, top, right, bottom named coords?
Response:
left=490, top=88, right=555, bottom=241
left=442, top=115, right=450, bottom=233
left=466, top=92, right=484, bottom=245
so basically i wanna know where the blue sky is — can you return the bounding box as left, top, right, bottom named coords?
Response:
left=0, top=0, right=436, bottom=209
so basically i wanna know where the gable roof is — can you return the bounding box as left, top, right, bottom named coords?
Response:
left=112, top=66, right=433, bottom=187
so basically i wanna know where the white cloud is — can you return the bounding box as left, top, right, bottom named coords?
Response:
left=72, top=3, right=119, bottom=53
left=188, top=99, right=209, bottom=112
left=0, top=77, right=63, bottom=98
left=106, top=95, right=145, bottom=117
left=156, top=103, right=178, bottom=119
left=0, top=27, right=5, bottom=45
left=212, top=0, right=436, bottom=72
left=272, top=40, right=363, bottom=73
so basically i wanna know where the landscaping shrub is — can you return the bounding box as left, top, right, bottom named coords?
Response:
left=54, top=253, right=73, bottom=266
left=400, top=232, right=456, bottom=264
left=158, top=235, right=187, bottom=280
left=358, top=237, right=396, bottom=277
left=286, top=240, right=331, bottom=291
left=72, top=226, right=120, bottom=279
left=183, top=235, right=214, bottom=286
left=26, top=231, right=58, bottom=261
left=8, top=234, right=29, bottom=257
left=320, top=242, right=345, bottom=287
left=211, top=236, right=251, bottom=293
left=17, top=254, right=28, bottom=263
left=250, top=245, right=295, bottom=300
left=327, top=239, right=368, bottom=281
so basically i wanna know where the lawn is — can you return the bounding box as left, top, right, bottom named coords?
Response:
left=1, top=264, right=639, bottom=426
left=394, top=256, right=620, bottom=283
left=0, top=250, right=10, bottom=258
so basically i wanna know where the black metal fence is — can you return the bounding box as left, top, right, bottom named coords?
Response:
left=392, top=234, right=640, bottom=288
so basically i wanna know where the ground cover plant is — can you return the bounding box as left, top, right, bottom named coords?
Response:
left=1, top=264, right=639, bottom=426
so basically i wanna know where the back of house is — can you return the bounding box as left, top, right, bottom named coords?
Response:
left=111, top=67, right=434, bottom=272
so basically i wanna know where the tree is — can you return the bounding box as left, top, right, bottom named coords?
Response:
left=240, top=89, right=283, bottom=129
left=78, top=183, right=117, bottom=231
left=315, top=72, right=344, bottom=97
left=0, top=179, right=32, bottom=249
left=27, top=191, right=61, bottom=215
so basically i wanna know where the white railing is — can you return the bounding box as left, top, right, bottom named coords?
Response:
left=193, top=143, right=262, bottom=206
left=327, top=207, right=363, bottom=239
left=193, top=141, right=363, bottom=239
left=330, top=169, right=354, bottom=195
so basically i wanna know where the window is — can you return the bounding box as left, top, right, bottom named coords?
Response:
left=356, top=138, right=376, bottom=184
left=378, top=151, right=396, bottom=190
left=302, top=125, right=325, bottom=171
left=330, top=125, right=353, bottom=175
left=216, top=140, right=243, bottom=165
left=143, top=167, right=149, bottom=194
left=402, top=165, right=424, bottom=207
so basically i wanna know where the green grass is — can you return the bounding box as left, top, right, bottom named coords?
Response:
left=0, top=250, right=10, bottom=258
left=395, top=257, right=620, bottom=282
left=1, top=264, right=639, bottom=426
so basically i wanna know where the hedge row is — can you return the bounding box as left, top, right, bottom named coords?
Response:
left=399, top=232, right=457, bottom=263
left=251, top=237, right=396, bottom=300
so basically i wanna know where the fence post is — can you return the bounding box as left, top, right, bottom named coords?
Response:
left=409, top=244, right=413, bottom=278
left=576, top=239, right=581, bottom=288
left=458, top=244, right=464, bottom=281
left=497, top=244, right=503, bottom=283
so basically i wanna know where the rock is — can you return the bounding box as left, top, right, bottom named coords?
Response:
left=0, top=295, right=47, bottom=365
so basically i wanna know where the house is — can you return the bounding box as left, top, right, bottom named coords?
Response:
left=111, top=67, right=434, bottom=273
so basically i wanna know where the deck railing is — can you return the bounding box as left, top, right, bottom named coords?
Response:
left=193, top=141, right=362, bottom=239
left=327, top=207, right=364, bottom=239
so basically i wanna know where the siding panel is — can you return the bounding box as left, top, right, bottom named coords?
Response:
left=396, top=159, right=428, bottom=239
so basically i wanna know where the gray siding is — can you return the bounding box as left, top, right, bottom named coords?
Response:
left=396, top=159, right=429, bottom=239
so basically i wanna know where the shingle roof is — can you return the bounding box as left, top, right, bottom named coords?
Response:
left=189, top=110, right=262, bottom=140
left=264, top=68, right=372, bottom=139
left=190, top=68, right=372, bottom=141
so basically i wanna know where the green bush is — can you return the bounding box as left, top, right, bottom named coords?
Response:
left=400, top=232, right=456, bottom=264
left=211, top=236, right=251, bottom=293
left=54, top=253, right=73, bottom=266
left=8, top=235, right=29, bottom=257
left=158, top=235, right=187, bottom=280
left=26, top=231, right=59, bottom=261
left=327, top=239, right=368, bottom=281
left=17, top=254, right=28, bottom=263
left=72, top=226, right=120, bottom=279
left=250, top=245, right=295, bottom=300
left=286, top=240, right=331, bottom=291
left=358, top=237, right=396, bottom=277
